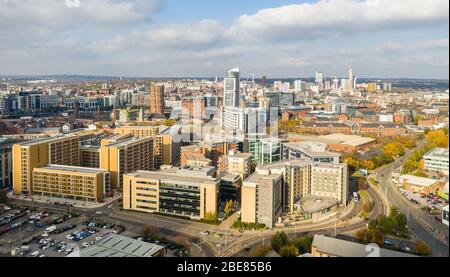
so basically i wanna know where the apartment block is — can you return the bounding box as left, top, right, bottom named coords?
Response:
left=311, top=163, right=348, bottom=205
left=80, top=145, right=100, bottom=168
left=113, top=126, right=160, bottom=138
left=123, top=167, right=219, bottom=220
left=100, top=137, right=154, bottom=191
left=32, top=165, right=110, bottom=202
left=0, top=138, right=17, bottom=189
left=13, top=135, right=80, bottom=195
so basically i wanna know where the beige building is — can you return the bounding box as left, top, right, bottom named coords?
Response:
left=13, top=135, right=80, bottom=195
left=241, top=159, right=348, bottom=228
left=113, top=126, right=160, bottom=138
left=311, top=163, right=348, bottom=205
left=100, top=137, right=154, bottom=191
left=32, top=165, right=110, bottom=202
left=222, top=151, right=252, bottom=181
left=80, top=145, right=100, bottom=168
left=123, top=166, right=218, bottom=220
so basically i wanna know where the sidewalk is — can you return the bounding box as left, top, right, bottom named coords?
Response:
left=7, top=192, right=121, bottom=210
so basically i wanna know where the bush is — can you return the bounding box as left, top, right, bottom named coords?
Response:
left=415, top=240, right=431, bottom=256
left=279, top=245, right=299, bottom=257
left=231, top=220, right=267, bottom=230
left=291, top=236, right=313, bottom=254
left=249, top=245, right=272, bottom=257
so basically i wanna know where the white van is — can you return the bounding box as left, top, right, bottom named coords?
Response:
left=30, top=251, right=40, bottom=257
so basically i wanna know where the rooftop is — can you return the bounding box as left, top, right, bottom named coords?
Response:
left=283, top=141, right=341, bottom=158
left=36, top=165, right=108, bottom=175
left=299, top=196, right=339, bottom=214
left=18, top=135, right=77, bottom=147
left=69, top=234, right=164, bottom=257
left=312, top=235, right=417, bottom=257
left=399, top=175, right=440, bottom=187
left=126, top=167, right=218, bottom=186
left=424, top=148, right=449, bottom=160
left=105, top=137, right=152, bottom=148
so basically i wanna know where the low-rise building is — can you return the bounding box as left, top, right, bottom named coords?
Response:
left=311, top=235, right=417, bottom=257
left=282, top=141, right=341, bottom=164
left=396, top=175, right=444, bottom=195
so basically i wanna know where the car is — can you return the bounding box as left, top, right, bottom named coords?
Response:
left=200, top=231, right=210, bottom=236
left=403, top=247, right=411, bottom=252
left=3, top=206, right=12, bottom=211
left=39, top=255, right=46, bottom=258
left=26, top=227, right=35, bottom=232
left=384, top=240, right=394, bottom=246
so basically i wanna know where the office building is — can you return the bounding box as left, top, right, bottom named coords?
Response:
left=0, top=138, right=16, bottom=189
left=220, top=172, right=242, bottom=202
left=282, top=141, right=341, bottom=164
left=100, top=137, right=154, bottom=191
left=222, top=107, right=267, bottom=135
left=13, top=135, right=80, bottom=195
left=422, top=148, right=449, bottom=175
left=315, top=72, right=324, bottom=86
left=123, top=167, right=219, bottom=220
left=241, top=168, right=283, bottom=228
left=223, top=68, right=240, bottom=108
left=32, top=165, right=111, bottom=202
left=149, top=85, right=165, bottom=114
left=220, top=150, right=252, bottom=180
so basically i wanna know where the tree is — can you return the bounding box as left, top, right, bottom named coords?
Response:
left=361, top=160, right=375, bottom=171
left=291, top=236, right=313, bottom=254
left=271, top=231, right=290, bottom=252
left=426, top=130, right=449, bottom=148
left=358, top=177, right=368, bottom=191
left=383, top=142, right=405, bottom=158
left=204, top=212, right=218, bottom=223
left=0, top=189, right=8, bottom=204
left=278, top=245, right=299, bottom=257
left=249, top=245, right=272, bottom=257
left=414, top=240, right=431, bottom=256
left=224, top=200, right=234, bottom=216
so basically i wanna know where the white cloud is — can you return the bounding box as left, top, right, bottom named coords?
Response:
left=228, top=0, right=449, bottom=42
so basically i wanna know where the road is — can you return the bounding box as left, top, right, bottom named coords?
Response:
left=375, top=143, right=449, bottom=257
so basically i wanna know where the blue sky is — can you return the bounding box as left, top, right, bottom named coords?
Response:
left=0, top=0, right=448, bottom=79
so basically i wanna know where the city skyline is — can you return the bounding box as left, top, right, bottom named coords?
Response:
left=0, top=0, right=449, bottom=79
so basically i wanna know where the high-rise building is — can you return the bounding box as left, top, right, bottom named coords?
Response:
left=311, top=163, right=348, bottom=205
left=348, top=68, right=354, bottom=90
left=0, top=138, right=16, bottom=189
left=13, top=135, right=80, bottom=195
left=123, top=167, right=219, bottom=220
left=333, top=77, right=339, bottom=90
left=367, top=82, right=378, bottom=93
left=315, top=72, right=324, bottom=86
left=294, top=80, right=306, bottom=92
left=149, top=85, right=165, bottom=114
left=223, top=68, right=240, bottom=108
left=100, top=137, right=154, bottom=191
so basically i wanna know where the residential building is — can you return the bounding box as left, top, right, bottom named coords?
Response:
left=220, top=172, right=242, bottom=202
left=100, top=137, right=154, bottom=191
left=220, top=150, right=252, bottom=180
left=311, top=163, right=348, bottom=205
left=32, top=165, right=110, bottom=202
left=80, top=145, right=100, bottom=168
left=0, top=138, right=16, bottom=189
left=13, top=135, right=80, bottom=195
left=113, top=126, right=160, bottom=138
left=149, top=85, right=165, bottom=114
left=122, top=167, right=219, bottom=220
left=223, top=68, right=240, bottom=108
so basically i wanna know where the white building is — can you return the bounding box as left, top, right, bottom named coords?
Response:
left=423, top=148, right=449, bottom=175
left=315, top=72, right=324, bottom=86
left=224, top=68, right=240, bottom=108
left=379, top=114, right=394, bottom=123
left=222, top=107, right=268, bottom=135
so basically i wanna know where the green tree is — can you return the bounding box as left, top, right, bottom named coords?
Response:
left=271, top=231, right=290, bottom=252
left=291, top=236, right=313, bottom=254
left=278, top=245, right=299, bottom=257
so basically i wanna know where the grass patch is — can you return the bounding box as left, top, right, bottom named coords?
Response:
left=232, top=220, right=267, bottom=230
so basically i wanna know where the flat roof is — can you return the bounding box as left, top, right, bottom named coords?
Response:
left=126, top=168, right=218, bottom=186
left=320, top=134, right=376, bottom=147
left=399, top=175, right=439, bottom=187
left=36, top=165, right=108, bottom=175
left=71, top=234, right=164, bottom=257
left=300, top=196, right=339, bottom=214
left=424, top=148, right=449, bottom=160
left=105, top=137, right=152, bottom=148
left=18, top=135, right=77, bottom=147
left=283, top=141, right=341, bottom=158
left=312, top=235, right=417, bottom=257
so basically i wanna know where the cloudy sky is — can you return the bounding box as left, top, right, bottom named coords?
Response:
left=0, top=0, right=448, bottom=79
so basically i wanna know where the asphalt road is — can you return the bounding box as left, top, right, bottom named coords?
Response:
left=375, top=144, right=449, bottom=257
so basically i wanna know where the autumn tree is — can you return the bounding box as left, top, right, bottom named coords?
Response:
left=415, top=240, right=431, bottom=256
left=426, top=130, right=449, bottom=148
left=224, top=200, right=234, bottom=216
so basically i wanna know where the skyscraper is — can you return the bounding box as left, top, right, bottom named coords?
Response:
left=315, top=72, right=324, bottom=86
left=348, top=68, right=355, bottom=90
left=223, top=68, right=240, bottom=108
left=149, top=84, right=165, bottom=114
